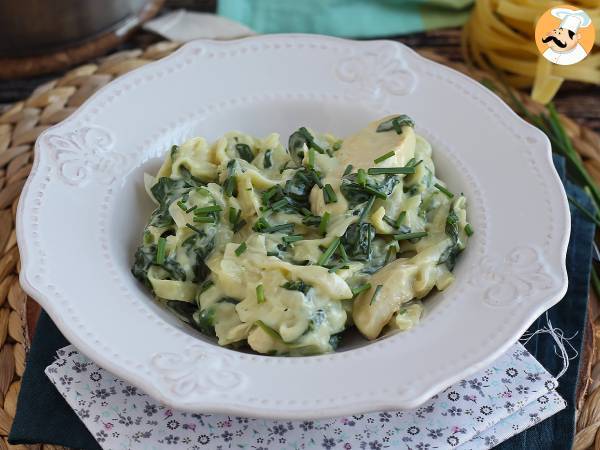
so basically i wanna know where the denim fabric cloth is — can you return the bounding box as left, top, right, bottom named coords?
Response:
left=9, top=311, right=101, bottom=449
left=494, top=156, right=595, bottom=450
left=9, top=156, right=594, bottom=449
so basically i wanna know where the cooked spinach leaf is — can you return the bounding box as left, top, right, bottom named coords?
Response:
left=439, top=208, right=462, bottom=271
left=235, top=143, right=254, bottom=163
left=131, top=244, right=156, bottom=287
left=284, top=168, right=318, bottom=205
left=218, top=297, right=240, bottom=304
left=376, top=115, right=415, bottom=133
left=179, top=166, right=204, bottom=187
left=149, top=177, right=190, bottom=227
left=182, top=230, right=215, bottom=283
left=438, top=243, right=461, bottom=271
left=329, top=332, right=343, bottom=350
left=166, top=300, right=196, bottom=324
left=161, top=257, right=187, bottom=281
left=288, top=127, right=325, bottom=166
left=341, top=222, right=375, bottom=261
left=282, top=280, right=311, bottom=294
left=445, top=209, right=459, bottom=242
left=263, top=149, right=272, bottom=168
left=194, top=307, right=216, bottom=336
left=340, top=172, right=399, bottom=208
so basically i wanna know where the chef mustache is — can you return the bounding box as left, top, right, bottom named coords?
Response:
left=542, top=35, right=567, bottom=48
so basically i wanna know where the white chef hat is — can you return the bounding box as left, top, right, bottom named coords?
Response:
left=551, top=8, right=592, bottom=33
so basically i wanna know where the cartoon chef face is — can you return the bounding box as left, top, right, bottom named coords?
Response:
left=542, top=27, right=581, bottom=53
left=542, top=8, right=591, bottom=53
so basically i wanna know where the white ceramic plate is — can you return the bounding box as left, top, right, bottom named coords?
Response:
left=17, top=34, right=570, bottom=419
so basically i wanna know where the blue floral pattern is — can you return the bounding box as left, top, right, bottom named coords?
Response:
left=45, top=344, right=565, bottom=450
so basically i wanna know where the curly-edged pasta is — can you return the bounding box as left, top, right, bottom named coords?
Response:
left=131, top=115, right=471, bottom=355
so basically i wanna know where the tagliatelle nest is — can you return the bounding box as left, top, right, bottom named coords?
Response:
left=463, top=0, right=600, bottom=104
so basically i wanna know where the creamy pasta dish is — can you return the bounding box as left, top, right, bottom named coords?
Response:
left=132, top=115, right=471, bottom=355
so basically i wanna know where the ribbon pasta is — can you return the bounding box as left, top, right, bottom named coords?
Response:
left=463, top=0, right=600, bottom=103
left=131, top=117, right=471, bottom=355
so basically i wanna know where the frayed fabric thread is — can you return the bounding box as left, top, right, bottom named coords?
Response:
left=520, top=312, right=579, bottom=379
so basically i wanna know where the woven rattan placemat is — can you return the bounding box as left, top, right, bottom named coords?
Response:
left=0, top=41, right=599, bottom=450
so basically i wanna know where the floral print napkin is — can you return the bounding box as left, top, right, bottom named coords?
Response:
left=45, top=343, right=565, bottom=450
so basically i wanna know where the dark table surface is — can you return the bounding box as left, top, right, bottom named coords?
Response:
left=0, top=5, right=598, bottom=133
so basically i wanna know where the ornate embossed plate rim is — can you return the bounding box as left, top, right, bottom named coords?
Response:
left=16, top=34, right=570, bottom=418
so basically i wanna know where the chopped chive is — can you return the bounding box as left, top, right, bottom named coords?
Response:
left=298, top=127, right=325, bottom=154
left=333, top=141, right=342, bottom=151
left=434, top=183, right=454, bottom=198
left=263, top=149, right=272, bottom=168
left=255, top=320, right=281, bottom=340
left=395, top=211, right=407, bottom=228
left=223, top=176, right=237, bottom=197
left=319, top=211, right=331, bottom=234
left=265, top=223, right=295, bottom=234
left=367, top=167, right=415, bottom=175
left=235, top=242, right=247, bottom=256
left=357, top=168, right=367, bottom=186
left=337, top=241, right=349, bottom=262
left=308, top=170, right=323, bottom=188
left=266, top=251, right=279, bottom=257
left=256, top=284, right=266, bottom=304
left=194, top=205, right=222, bottom=214
left=291, top=173, right=307, bottom=187
left=253, top=217, right=270, bottom=232
left=394, top=231, right=428, bottom=241
left=186, top=223, right=203, bottom=234
left=262, top=186, right=279, bottom=203
left=323, top=184, right=338, bottom=204
left=374, top=150, right=395, bottom=164
left=176, top=200, right=187, bottom=211
left=326, top=148, right=334, bottom=157
left=343, top=164, right=353, bottom=176
left=155, top=237, right=166, bottom=264
left=317, top=237, right=340, bottom=266
left=185, top=205, right=197, bottom=213
left=351, top=283, right=371, bottom=297
left=465, top=223, right=474, bottom=236
left=370, top=284, right=383, bottom=305
left=228, top=207, right=239, bottom=224
left=193, top=216, right=215, bottom=223
left=282, top=235, right=303, bottom=244
left=233, top=218, right=247, bottom=233
left=302, top=215, right=321, bottom=226
left=271, top=198, right=291, bottom=211
left=328, top=264, right=349, bottom=273
left=308, top=148, right=315, bottom=169
left=363, top=185, right=387, bottom=200
left=358, top=196, right=376, bottom=223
